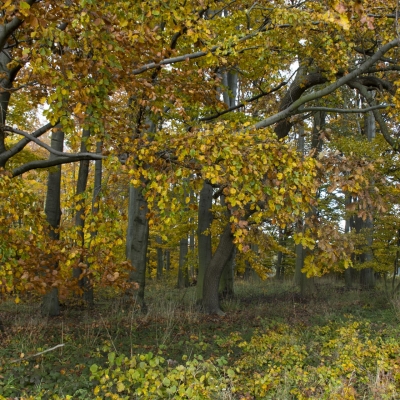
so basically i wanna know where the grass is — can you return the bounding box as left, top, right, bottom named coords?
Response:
left=0, top=277, right=399, bottom=399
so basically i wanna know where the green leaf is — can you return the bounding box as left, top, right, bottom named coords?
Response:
left=162, top=377, right=171, bottom=387
left=90, top=364, right=98, bottom=373
left=20, top=1, right=30, bottom=9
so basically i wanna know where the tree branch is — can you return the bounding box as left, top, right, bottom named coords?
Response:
left=252, top=38, right=400, bottom=133
left=12, top=154, right=104, bottom=177
left=10, top=344, right=65, bottom=364
left=0, top=122, right=56, bottom=165
left=131, top=24, right=271, bottom=75
left=0, top=0, right=37, bottom=51
left=297, top=104, right=394, bottom=114
left=199, top=80, right=288, bottom=122
left=350, top=81, right=397, bottom=150
left=4, top=125, right=104, bottom=161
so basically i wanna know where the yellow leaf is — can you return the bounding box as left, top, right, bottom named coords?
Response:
left=117, top=381, right=125, bottom=392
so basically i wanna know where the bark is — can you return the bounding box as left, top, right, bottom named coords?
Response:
left=275, top=249, right=284, bottom=280
left=294, top=125, right=315, bottom=294
left=84, top=141, right=103, bottom=306
left=219, top=247, right=235, bottom=298
left=72, top=129, right=90, bottom=299
left=0, top=50, right=20, bottom=163
left=196, top=182, right=213, bottom=302
left=178, top=236, right=189, bottom=288
left=156, top=236, right=163, bottom=280
left=189, top=227, right=195, bottom=279
left=274, top=69, right=327, bottom=139
left=359, top=110, right=375, bottom=289
left=42, top=128, right=64, bottom=316
left=275, top=229, right=286, bottom=280
left=344, top=195, right=355, bottom=289
left=222, top=71, right=238, bottom=108
left=126, top=184, right=149, bottom=311
left=165, top=250, right=170, bottom=272
left=202, top=222, right=235, bottom=315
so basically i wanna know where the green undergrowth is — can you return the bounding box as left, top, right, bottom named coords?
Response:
left=0, top=279, right=400, bottom=399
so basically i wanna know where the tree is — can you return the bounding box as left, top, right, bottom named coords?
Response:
left=3, top=0, right=400, bottom=315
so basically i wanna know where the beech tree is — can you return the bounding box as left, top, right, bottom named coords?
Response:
left=2, top=0, right=400, bottom=316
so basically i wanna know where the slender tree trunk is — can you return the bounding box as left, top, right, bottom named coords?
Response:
left=294, top=125, right=315, bottom=294
left=359, top=109, right=376, bottom=289
left=125, top=116, right=155, bottom=310
left=165, top=250, right=170, bottom=272
left=156, top=236, right=163, bottom=280
left=72, top=129, right=90, bottom=299
left=42, top=128, right=64, bottom=316
left=126, top=184, right=149, bottom=311
left=178, top=236, right=189, bottom=288
left=344, top=195, right=354, bottom=289
left=392, top=229, right=400, bottom=293
left=196, top=182, right=213, bottom=303
left=202, top=222, right=235, bottom=315
left=276, top=229, right=286, bottom=280
left=84, top=141, right=103, bottom=306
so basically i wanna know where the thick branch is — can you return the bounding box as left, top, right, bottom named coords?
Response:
left=0, top=0, right=37, bottom=51
left=4, top=126, right=104, bottom=160
left=297, top=104, right=394, bottom=114
left=12, top=154, right=104, bottom=177
left=253, top=38, right=400, bottom=135
left=350, top=81, right=397, bottom=149
left=0, top=122, right=55, bottom=165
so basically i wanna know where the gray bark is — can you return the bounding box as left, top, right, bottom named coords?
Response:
left=82, top=141, right=103, bottom=306
left=202, top=222, right=235, bottom=315
left=196, top=182, right=213, bottom=302
left=42, top=129, right=64, bottom=316
left=344, top=195, right=355, bottom=289
left=0, top=50, right=20, bottom=163
left=156, top=236, right=163, bottom=280
left=359, top=108, right=375, bottom=289
left=219, top=247, right=235, bottom=298
left=125, top=116, right=155, bottom=311
left=126, top=184, right=149, bottom=311
left=72, top=129, right=90, bottom=298
left=165, top=250, right=170, bottom=272
left=178, top=236, right=189, bottom=288
left=275, top=230, right=286, bottom=280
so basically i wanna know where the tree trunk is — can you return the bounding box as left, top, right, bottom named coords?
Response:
left=178, top=236, right=189, bottom=288
left=276, top=229, right=286, bottom=280
left=126, top=184, right=149, bottom=311
left=344, top=194, right=354, bottom=289
left=219, top=247, right=235, bottom=298
left=359, top=110, right=375, bottom=289
left=294, top=125, right=315, bottom=294
left=0, top=50, right=19, bottom=161
left=42, top=128, right=64, bottom=316
left=202, top=222, right=235, bottom=315
left=84, top=141, right=103, bottom=306
left=165, top=250, right=170, bottom=272
left=72, top=129, right=90, bottom=300
left=196, top=182, right=213, bottom=302
left=156, top=236, right=163, bottom=280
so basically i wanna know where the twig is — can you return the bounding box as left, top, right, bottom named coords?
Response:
left=9, top=344, right=65, bottom=364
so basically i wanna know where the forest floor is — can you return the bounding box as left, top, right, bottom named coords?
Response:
left=0, top=277, right=400, bottom=399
